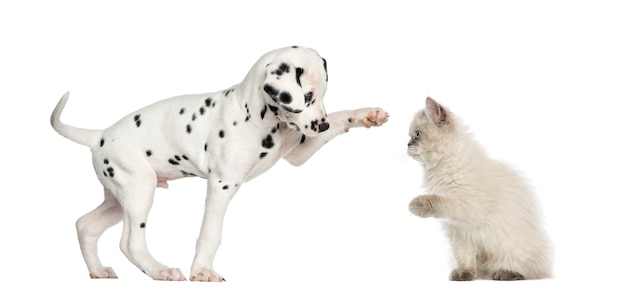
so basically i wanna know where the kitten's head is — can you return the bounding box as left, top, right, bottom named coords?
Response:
left=407, top=97, right=456, bottom=164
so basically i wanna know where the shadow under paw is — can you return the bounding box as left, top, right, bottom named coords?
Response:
left=449, top=268, right=476, bottom=281
left=493, top=270, right=525, bottom=281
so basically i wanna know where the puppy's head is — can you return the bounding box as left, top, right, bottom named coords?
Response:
left=262, top=46, right=329, bottom=137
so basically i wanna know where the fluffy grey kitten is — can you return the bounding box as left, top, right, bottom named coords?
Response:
left=407, top=97, right=552, bottom=281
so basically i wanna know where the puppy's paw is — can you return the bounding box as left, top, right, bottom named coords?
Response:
left=155, top=268, right=187, bottom=281
left=408, top=195, right=440, bottom=218
left=190, top=268, right=225, bottom=282
left=347, top=108, right=389, bottom=130
left=89, top=267, right=118, bottom=279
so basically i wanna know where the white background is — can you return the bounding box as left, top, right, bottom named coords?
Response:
left=1, top=0, right=625, bottom=295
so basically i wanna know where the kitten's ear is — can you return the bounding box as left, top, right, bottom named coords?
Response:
left=425, top=97, right=447, bottom=124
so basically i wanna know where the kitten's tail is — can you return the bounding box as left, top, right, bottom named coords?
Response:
left=50, top=91, right=103, bottom=147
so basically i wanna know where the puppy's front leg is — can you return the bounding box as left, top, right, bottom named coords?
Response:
left=189, top=179, right=238, bottom=282
left=284, top=107, right=388, bottom=166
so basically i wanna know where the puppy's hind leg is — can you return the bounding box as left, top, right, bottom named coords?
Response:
left=117, top=174, right=186, bottom=281
left=76, top=188, right=123, bottom=279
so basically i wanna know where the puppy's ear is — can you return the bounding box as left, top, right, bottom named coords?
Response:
left=425, top=97, right=447, bottom=125
left=263, top=61, right=292, bottom=104
left=262, top=61, right=304, bottom=113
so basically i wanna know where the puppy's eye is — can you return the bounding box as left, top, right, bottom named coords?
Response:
left=304, top=92, right=313, bottom=103
left=414, top=131, right=421, bottom=139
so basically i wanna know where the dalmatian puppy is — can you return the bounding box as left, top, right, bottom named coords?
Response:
left=50, top=46, right=388, bottom=281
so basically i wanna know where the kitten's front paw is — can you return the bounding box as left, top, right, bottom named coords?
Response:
left=449, top=268, right=476, bottom=281
left=493, top=270, right=525, bottom=281
left=408, top=195, right=439, bottom=218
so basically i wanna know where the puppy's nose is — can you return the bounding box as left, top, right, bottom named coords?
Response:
left=318, top=122, right=330, bottom=132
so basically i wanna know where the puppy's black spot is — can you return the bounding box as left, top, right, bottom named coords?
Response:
left=133, top=114, right=142, bottom=127
left=304, top=92, right=313, bottom=104
left=104, top=159, right=109, bottom=165
left=268, top=104, right=279, bottom=116
left=175, top=155, right=181, bottom=161
left=146, top=150, right=152, bottom=157
left=107, top=167, right=115, bottom=177
left=347, top=117, right=353, bottom=123
left=192, top=113, right=197, bottom=121
left=272, top=63, right=290, bottom=76
left=300, top=134, right=306, bottom=144
left=322, top=57, right=328, bottom=81
left=181, top=170, right=196, bottom=177
left=169, top=159, right=180, bottom=165
left=205, top=98, right=213, bottom=107
left=260, top=105, right=267, bottom=120
left=233, top=121, right=237, bottom=126
left=222, top=185, right=229, bottom=190
left=279, top=92, right=292, bottom=104
left=140, top=222, right=146, bottom=228
left=262, top=134, right=274, bottom=149
left=103, top=170, right=107, bottom=177
left=219, top=130, right=225, bottom=138
left=204, top=143, right=208, bottom=151
left=179, top=108, right=185, bottom=115
left=186, top=124, right=192, bottom=134
left=310, top=119, right=319, bottom=132
left=291, top=45, right=298, bottom=48
left=281, top=104, right=302, bottom=113
left=295, top=67, right=304, bottom=87
left=263, top=84, right=279, bottom=97
left=199, top=107, right=205, bottom=115
left=259, top=152, right=268, bottom=159
left=100, top=138, right=105, bottom=147
left=182, top=155, right=189, bottom=160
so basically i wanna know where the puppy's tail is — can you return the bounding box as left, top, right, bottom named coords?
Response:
left=50, top=91, right=102, bottom=147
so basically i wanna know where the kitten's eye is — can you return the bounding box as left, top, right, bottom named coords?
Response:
left=304, top=92, right=313, bottom=103
left=414, top=131, right=421, bottom=139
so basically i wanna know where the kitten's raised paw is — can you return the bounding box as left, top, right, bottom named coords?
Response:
left=408, top=195, right=440, bottom=218
left=493, top=270, right=525, bottom=281
left=449, top=268, right=476, bottom=281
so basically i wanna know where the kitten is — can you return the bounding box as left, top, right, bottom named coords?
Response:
left=407, top=97, right=552, bottom=281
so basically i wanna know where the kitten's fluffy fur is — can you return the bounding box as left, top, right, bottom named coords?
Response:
left=407, top=97, right=552, bottom=280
